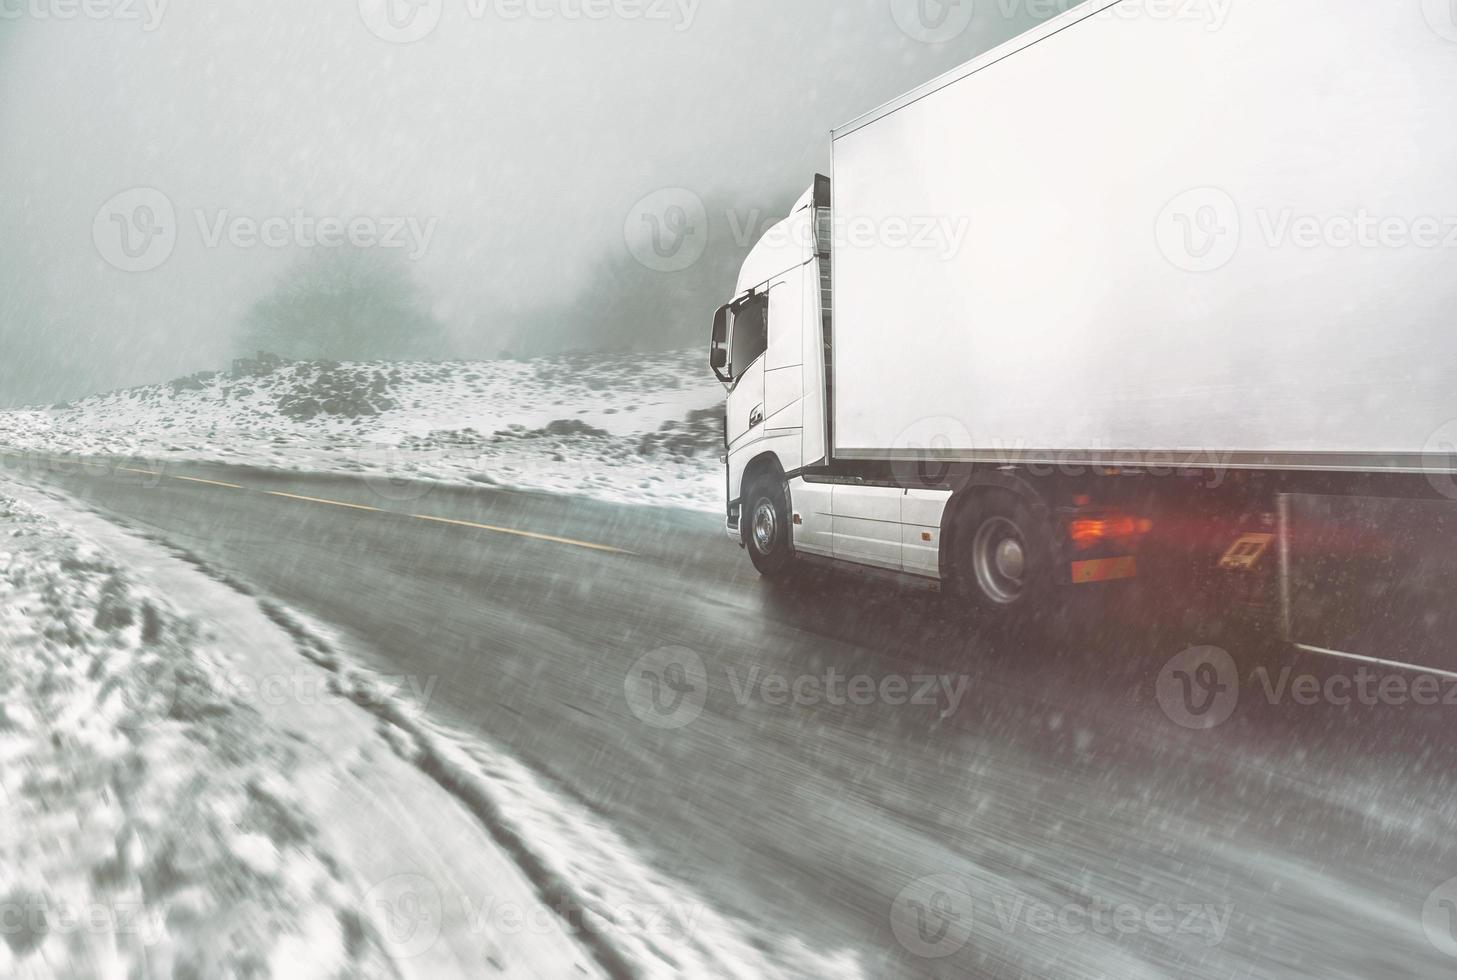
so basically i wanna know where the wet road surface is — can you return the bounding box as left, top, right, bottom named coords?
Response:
left=7, top=453, right=1457, bottom=978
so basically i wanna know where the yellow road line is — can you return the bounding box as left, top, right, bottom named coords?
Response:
left=3, top=450, right=631, bottom=557
left=411, top=513, right=635, bottom=555
left=265, top=490, right=383, bottom=513
left=172, top=475, right=245, bottom=490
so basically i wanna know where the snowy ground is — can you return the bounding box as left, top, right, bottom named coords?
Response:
left=0, top=350, right=725, bottom=513
left=0, top=491, right=411, bottom=978
left=0, top=479, right=858, bottom=979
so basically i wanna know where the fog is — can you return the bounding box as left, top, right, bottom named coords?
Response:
left=0, top=0, right=1052, bottom=407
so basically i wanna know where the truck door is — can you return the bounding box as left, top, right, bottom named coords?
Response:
left=725, top=294, right=768, bottom=452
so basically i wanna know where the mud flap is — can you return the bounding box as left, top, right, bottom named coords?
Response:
left=1281, top=493, right=1457, bottom=673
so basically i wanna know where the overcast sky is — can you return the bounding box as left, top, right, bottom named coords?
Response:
left=0, top=0, right=1055, bottom=406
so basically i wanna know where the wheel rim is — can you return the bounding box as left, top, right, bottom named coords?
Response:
left=972, top=516, right=1028, bottom=605
left=751, top=499, right=778, bottom=555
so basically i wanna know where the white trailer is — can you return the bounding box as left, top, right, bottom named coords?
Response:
left=711, top=0, right=1457, bottom=666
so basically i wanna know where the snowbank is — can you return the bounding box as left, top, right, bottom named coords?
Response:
left=0, top=483, right=862, bottom=979
left=0, top=350, right=726, bottom=513
left=0, top=493, right=404, bottom=978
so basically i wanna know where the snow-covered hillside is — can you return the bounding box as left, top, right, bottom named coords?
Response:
left=0, top=350, right=725, bottom=512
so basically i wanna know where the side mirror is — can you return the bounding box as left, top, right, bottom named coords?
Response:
left=710, top=303, right=733, bottom=383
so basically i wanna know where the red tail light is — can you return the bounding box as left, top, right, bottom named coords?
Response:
left=1069, top=514, right=1154, bottom=550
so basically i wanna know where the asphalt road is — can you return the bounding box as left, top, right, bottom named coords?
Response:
left=6, top=453, right=1457, bottom=979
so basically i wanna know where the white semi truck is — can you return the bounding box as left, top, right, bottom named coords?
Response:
left=711, top=0, right=1457, bottom=667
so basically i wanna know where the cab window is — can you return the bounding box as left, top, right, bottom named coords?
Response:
left=731, top=295, right=768, bottom=374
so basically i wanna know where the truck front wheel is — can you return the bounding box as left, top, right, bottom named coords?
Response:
left=949, top=489, right=1053, bottom=617
left=744, top=475, right=795, bottom=578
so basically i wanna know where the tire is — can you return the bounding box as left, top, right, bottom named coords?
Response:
left=948, top=488, right=1054, bottom=618
left=744, top=474, right=796, bottom=578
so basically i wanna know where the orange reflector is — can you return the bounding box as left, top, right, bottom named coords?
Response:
left=792, top=514, right=803, bottom=525
left=1070, top=557, right=1139, bottom=584
left=921, top=532, right=933, bottom=542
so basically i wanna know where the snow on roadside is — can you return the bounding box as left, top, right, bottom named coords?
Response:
left=0, top=350, right=727, bottom=513
left=0, top=492, right=405, bottom=979
left=240, top=593, right=869, bottom=980
left=0, top=482, right=864, bottom=979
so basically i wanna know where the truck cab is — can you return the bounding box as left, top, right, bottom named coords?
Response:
left=712, top=178, right=972, bottom=588
left=711, top=181, right=831, bottom=561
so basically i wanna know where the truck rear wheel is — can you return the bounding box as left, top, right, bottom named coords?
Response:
left=744, top=475, right=795, bottom=578
left=949, top=489, right=1053, bottom=617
